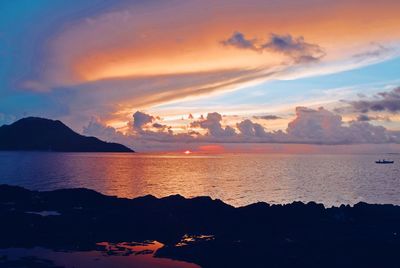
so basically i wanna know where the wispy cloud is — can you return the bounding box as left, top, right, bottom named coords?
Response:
left=352, top=43, right=391, bottom=61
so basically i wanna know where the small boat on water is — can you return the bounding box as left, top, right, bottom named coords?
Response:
left=375, top=159, right=394, bottom=164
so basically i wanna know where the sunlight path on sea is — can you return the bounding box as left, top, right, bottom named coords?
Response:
left=0, top=152, right=399, bottom=207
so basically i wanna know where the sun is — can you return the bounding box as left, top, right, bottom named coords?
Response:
left=184, top=150, right=191, bottom=155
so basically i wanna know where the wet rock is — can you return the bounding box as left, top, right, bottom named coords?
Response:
left=1, top=184, right=400, bottom=267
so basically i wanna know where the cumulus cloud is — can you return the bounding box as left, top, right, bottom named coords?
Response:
left=286, top=107, right=398, bottom=144
left=348, top=87, right=400, bottom=113
left=83, top=112, right=197, bottom=151
left=83, top=118, right=128, bottom=146
left=133, top=111, right=154, bottom=131
left=222, top=32, right=325, bottom=63
left=236, top=119, right=268, bottom=137
left=83, top=118, right=171, bottom=151
left=83, top=107, right=400, bottom=152
left=191, top=112, right=236, bottom=137
left=287, top=107, right=344, bottom=143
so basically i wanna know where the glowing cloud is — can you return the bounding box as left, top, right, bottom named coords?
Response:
left=83, top=105, right=400, bottom=152
left=21, top=0, right=400, bottom=120
left=2, top=0, right=400, bottom=145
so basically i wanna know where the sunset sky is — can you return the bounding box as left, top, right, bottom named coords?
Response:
left=1, top=0, right=400, bottom=151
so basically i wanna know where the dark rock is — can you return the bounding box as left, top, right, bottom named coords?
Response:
left=1, top=184, right=400, bottom=267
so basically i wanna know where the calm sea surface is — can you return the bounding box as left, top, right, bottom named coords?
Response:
left=0, top=152, right=399, bottom=207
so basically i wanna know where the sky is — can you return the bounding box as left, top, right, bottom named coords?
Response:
left=1, top=0, right=400, bottom=152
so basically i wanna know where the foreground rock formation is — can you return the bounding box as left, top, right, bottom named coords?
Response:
left=1, top=184, right=399, bottom=267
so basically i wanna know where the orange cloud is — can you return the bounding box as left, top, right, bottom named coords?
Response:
left=22, top=0, right=400, bottom=129
left=45, top=0, right=400, bottom=86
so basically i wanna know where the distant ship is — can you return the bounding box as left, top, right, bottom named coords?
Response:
left=375, top=159, right=394, bottom=164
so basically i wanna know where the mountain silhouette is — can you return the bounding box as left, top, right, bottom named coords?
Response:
left=0, top=117, right=134, bottom=152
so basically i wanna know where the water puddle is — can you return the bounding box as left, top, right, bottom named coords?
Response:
left=0, top=241, right=200, bottom=268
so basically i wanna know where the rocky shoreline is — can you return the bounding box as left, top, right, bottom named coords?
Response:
left=1, top=184, right=400, bottom=267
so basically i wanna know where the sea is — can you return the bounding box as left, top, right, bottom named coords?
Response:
left=1, top=151, right=399, bottom=207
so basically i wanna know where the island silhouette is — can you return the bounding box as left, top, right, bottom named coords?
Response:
left=0, top=117, right=133, bottom=152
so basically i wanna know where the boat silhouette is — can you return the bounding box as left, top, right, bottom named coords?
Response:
left=375, top=159, right=394, bottom=164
